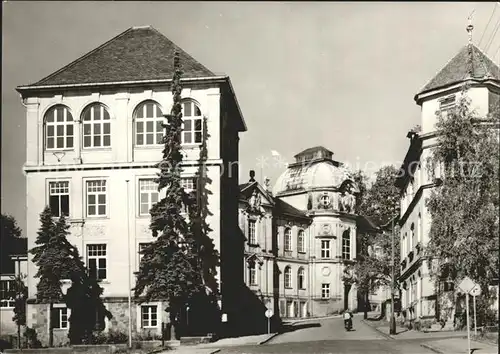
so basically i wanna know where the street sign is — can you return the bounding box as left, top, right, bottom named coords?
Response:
left=265, top=309, right=273, bottom=318
left=458, top=276, right=477, bottom=294
left=470, top=284, right=481, bottom=297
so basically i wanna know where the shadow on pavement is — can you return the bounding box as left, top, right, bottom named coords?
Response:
left=280, top=322, right=321, bottom=334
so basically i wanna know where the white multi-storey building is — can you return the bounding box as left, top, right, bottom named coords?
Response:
left=16, top=25, right=247, bottom=345
left=238, top=146, right=380, bottom=319
left=396, top=39, right=499, bottom=328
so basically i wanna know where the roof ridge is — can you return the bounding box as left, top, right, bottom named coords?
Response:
left=417, top=45, right=468, bottom=94
left=33, top=27, right=136, bottom=86
left=472, top=43, right=497, bottom=78
left=148, top=26, right=215, bottom=76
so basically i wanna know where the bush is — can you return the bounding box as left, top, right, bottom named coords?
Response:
left=24, top=327, right=42, bottom=348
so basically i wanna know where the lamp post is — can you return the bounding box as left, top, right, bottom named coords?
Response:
left=125, top=180, right=132, bottom=348
left=390, top=215, right=397, bottom=335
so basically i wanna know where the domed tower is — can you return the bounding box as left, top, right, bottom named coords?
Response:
left=273, top=146, right=360, bottom=314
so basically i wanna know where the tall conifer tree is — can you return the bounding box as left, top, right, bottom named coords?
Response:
left=134, top=51, right=204, bottom=336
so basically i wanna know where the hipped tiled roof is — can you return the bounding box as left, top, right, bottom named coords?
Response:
left=416, top=44, right=500, bottom=97
left=25, top=26, right=215, bottom=87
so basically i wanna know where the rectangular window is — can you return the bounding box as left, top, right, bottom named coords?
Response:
left=141, top=305, right=158, bottom=328
left=321, top=283, right=330, bottom=299
left=249, top=265, right=256, bottom=285
left=286, top=300, right=293, bottom=318
left=138, top=243, right=150, bottom=267
left=297, top=231, right=305, bottom=253
left=181, top=177, right=197, bottom=214
left=248, top=220, right=256, bottom=245
left=49, top=181, right=70, bottom=217
left=87, top=244, right=107, bottom=280
left=279, top=300, right=286, bottom=317
left=0, top=280, right=15, bottom=308
left=180, top=177, right=197, bottom=192
left=52, top=307, right=69, bottom=329
left=139, top=179, right=159, bottom=216
left=342, top=236, right=351, bottom=260
left=86, top=180, right=107, bottom=217
left=321, top=240, right=330, bottom=258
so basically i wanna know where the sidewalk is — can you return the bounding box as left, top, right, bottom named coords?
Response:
left=362, top=319, right=468, bottom=340
left=155, top=333, right=278, bottom=354
left=421, top=337, right=498, bottom=354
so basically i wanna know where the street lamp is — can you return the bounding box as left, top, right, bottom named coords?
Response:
left=390, top=215, right=397, bottom=335
left=125, top=180, right=132, bottom=348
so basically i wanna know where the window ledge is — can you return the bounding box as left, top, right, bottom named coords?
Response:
left=284, top=286, right=293, bottom=290
left=45, top=148, right=75, bottom=152
left=53, top=328, right=69, bottom=331
left=82, top=148, right=112, bottom=151
left=247, top=243, right=260, bottom=247
left=0, top=307, right=15, bottom=310
left=85, top=216, right=109, bottom=220
left=298, top=251, right=306, bottom=254
left=134, top=145, right=163, bottom=150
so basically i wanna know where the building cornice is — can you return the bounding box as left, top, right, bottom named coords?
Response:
left=23, top=159, right=224, bottom=173
left=414, top=79, right=500, bottom=105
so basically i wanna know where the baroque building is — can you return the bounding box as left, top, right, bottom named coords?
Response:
left=16, top=26, right=247, bottom=345
left=239, top=146, right=379, bottom=318
left=395, top=37, right=499, bottom=328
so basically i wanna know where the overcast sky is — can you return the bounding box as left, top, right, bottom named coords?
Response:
left=2, top=1, right=499, bottom=233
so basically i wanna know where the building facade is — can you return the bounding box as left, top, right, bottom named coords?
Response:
left=16, top=26, right=246, bottom=345
left=239, top=147, right=379, bottom=318
left=396, top=42, right=499, bottom=328
left=0, top=237, right=27, bottom=338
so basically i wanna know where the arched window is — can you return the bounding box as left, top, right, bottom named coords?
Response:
left=342, top=229, right=350, bottom=260
left=284, top=266, right=292, bottom=288
left=297, top=267, right=305, bottom=289
left=44, top=105, right=74, bottom=150
left=297, top=230, right=305, bottom=253
left=181, top=100, right=202, bottom=144
left=82, top=103, right=111, bottom=148
left=135, top=101, right=164, bottom=146
left=284, top=228, right=292, bottom=251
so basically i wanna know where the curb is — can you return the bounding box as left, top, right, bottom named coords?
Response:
left=361, top=320, right=395, bottom=340
left=209, top=350, right=221, bottom=354
left=258, top=333, right=280, bottom=345
left=420, top=343, right=443, bottom=354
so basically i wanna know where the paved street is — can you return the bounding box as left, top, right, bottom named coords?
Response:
left=216, top=314, right=436, bottom=353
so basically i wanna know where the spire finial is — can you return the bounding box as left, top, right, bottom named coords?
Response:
left=466, top=10, right=475, bottom=44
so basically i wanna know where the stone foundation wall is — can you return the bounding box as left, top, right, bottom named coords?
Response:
left=26, top=300, right=170, bottom=347
left=0, top=308, right=17, bottom=335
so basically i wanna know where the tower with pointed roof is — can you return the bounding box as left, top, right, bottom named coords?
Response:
left=16, top=26, right=247, bottom=344
left=396, top=22, right=499, bottom=328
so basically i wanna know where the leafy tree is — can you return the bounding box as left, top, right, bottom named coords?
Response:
left=425, top=90, right=499, bottom=326
left=344, top=167, right=401, bottom=318
left=134, top=51, right=205, bottom=338
left=12, top=274, right=28, bottom=348
left=1, top=214, right=23, bottom=274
